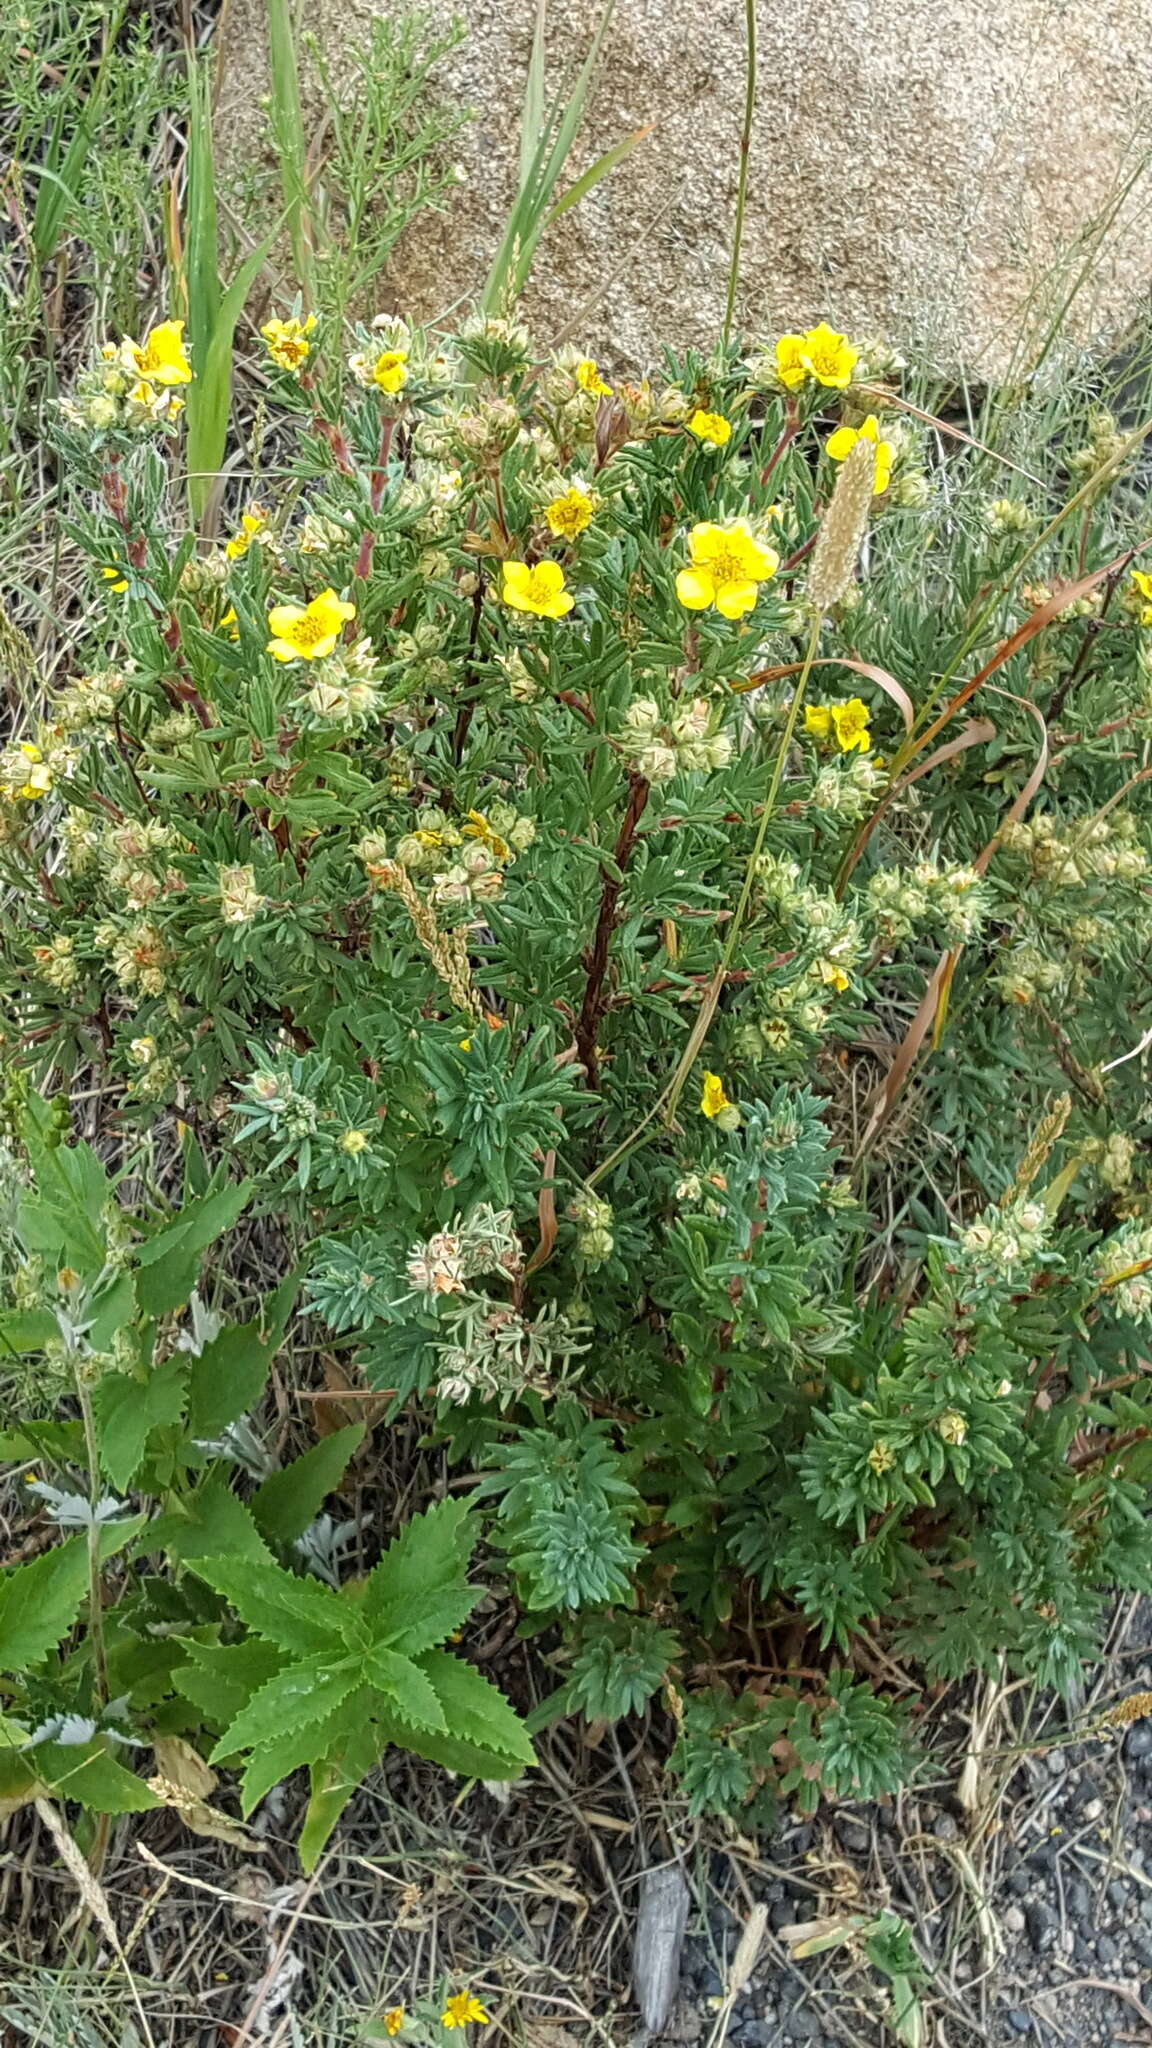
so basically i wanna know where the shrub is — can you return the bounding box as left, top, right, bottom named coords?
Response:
left=3, top=306, right=1152, bottom=1839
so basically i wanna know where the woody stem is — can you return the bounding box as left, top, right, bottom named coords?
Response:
left=574, top=770, right=650, bottom=1089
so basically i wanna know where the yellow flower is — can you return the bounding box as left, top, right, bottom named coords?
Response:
left=339, top=1128, right=371, bottom=1156
left=219, top=606, right=240, bottom=641
left=13, top=743, right=52, bottom=801
left=675, top=521, right=779, bottom=620
left=804, top=705, right=831, bottom=741
left=1131, top=569, right=1152, bottom=626
left=500, top=560, right=574, bottom=620
left=261, top=315, right=317, bottom=372
left=372, top=348, right=408, bottom=395
left=575, top=358, right=611, bottom=397
left=441, top=1994, right=489, bottom=2029
left=544, top=485, right=595, bottom=539
left=825, top=414, right=893, bottom=495
left=461, top=811, right=511, bottom=860
left=130, top=319, right=192, bottom=388
left=816, top=957, right=851, bottom=993
left=699, top=1070, right=731, bottom=1119
left=829, top=698, right=871, bottom=753
left=102, top=566, right=129, bottom=595
left=938, top=1410, right=967, bottom=1446
left=774, top=323, right=859, bottom=391
left=382, top=2010, right=406, bottom=2037
left=687, top=409, right=732, bottom=447
left=225, top=506, right=270, bottom=561
left=266, top=587, right=356, bottom=661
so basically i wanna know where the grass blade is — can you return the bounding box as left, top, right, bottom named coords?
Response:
left=265, top=0, right=315, bottom=303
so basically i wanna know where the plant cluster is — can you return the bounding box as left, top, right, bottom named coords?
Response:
left=3, top=292, right=1152, bottom=1846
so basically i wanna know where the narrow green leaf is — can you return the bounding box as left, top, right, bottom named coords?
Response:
left=299, top=1720, right=381, bottom=1870
left=251, top=1424, right=364, bottom=1544
left=210, top=1655, right=361, bottom=1765
left=190, top=1552, right=348, bottom=1657
left=362, top=1496, right=479, bottom=1654
left=172, top=1637, right=285, bottom=1731
left=543, top=126, right=652, bottom=230
left=364, top=1649, right=447, bottom=1733
left=417, top=1649, right=535, bottom=1767
left=239, top=1694, right=369, bottom=1813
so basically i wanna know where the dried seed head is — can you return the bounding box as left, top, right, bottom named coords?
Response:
left=1106, top=1689, right=1152, bottom=1728
left=807, top=434, right=876, bottom=612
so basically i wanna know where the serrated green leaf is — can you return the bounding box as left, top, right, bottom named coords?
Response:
left=240, top=1692, right=374, bottom=1814
left=364, top=1649, right=447, bottom=1733
left=148, top=1474, right=268, bottom=1567
left=371, top=1696, right=529, bottom=1784
left=417, top=1649, right=535, bottom=1767
left=135, top=1179, right=253, bottom=1317
left=37, top=1736, right=160, bottom=1814
left=93, top=1354, right=187, bottom=1490
left=0, top=1530, right=133, bottom=1673
left=186, top=1321, right=276, bottom=1439
left=172, top=1637, right=286, bottom=1730
left=363, top=1496, right=479, bottom=1654
left=251, top=1424, right=364, bottom=1544
left=19, top=1130, right=109, bottom=1273
left=190, top=1552, right=349, bottom=1656
left=210, top=1654, right=361, bottom=1766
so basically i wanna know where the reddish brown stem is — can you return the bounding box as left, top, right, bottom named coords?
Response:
left=354, top=414, right=397, bottom=583
left=574, top=771, right=651, bottom=1088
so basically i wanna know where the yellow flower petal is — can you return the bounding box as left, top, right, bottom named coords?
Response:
left=714, top=580, right=759, bottom=620
left=675, top=567, right=714, bottom=610
left=700, top=1071, right=731, bottom=1119
left=824, top=424, right=859, bottom=461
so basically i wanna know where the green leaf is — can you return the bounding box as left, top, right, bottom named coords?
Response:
left=363, top=1649, right=447, bottom=1733
left=148, top=1474, right=268, bottom=1567
left=417, top=1649, right=535, bottom=1768
left=172, top=1637, right=285, bottom=1730
left=37, top=1736, right=160, bottom=1814
left=86, top=1271, right=137, bottom=1353
left=18, top=1136, right=108, bottom=1275
left=299, top=1721, right=381, bottom=1871
left=136, top=1179, right=253, bottom=1317
left=240, top=1698, right=366, bottom=1814
left=210, top=1654, right=361, bottom=1766
left=93, top=1354, right=187, bottom=1490
left=251, top=1424, right=364, bottom=1544
left=363, top=1496, right=479, bottom=1654
left=0, top=1536, right=90, bottom=1672
left=0, top=1420, right=85, bottom=1462
left=190, top=1552, right=349, bottom=1656
left=372, top=1696, right=530, bottom=1784
left=0, top=1308, right=59, bottom=1355
left=186, top=1320, right=276, bottom=1439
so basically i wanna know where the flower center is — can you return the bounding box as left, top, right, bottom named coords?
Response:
left=708, top=545, right=750, bottom=586
left=293, top=614, right=328, bottom=647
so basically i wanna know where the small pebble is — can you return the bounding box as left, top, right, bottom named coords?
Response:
left=1125, top=1722, right=1152, bottom=1763
left=783, top=2012, right=821, bottom=2042
left=1056, top=1927, right=1075, bottom=1957
left=1097, top=1932, right=1119, bottom=1965
left=1026, top=1901, right=1056, bottom=1953
left=1008, top=1870, right=1031, bottom=1898
left=1082, top=1797, right=1104, bottom=1822
left=933, top=1812, right=959, bottom=1840
left=1107, top=1878, right=1129, bottom=1911
left=1005, top=2012, right=1032, bottom=2036
left=1004, top=1905, right=1026, bottom=1935
left=1046, top=1749, right=1066, bottom=1777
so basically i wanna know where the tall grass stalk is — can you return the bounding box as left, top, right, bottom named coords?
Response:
left=722, top=0, right=756, bottom=348
left=481, top=0, right=648, bottom=316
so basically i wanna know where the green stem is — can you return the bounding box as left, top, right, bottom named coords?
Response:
left=589, top=614, right=820, bottom=1184
left=723, top=0, right=756, bottom=349
left=74, top=1370, right=108, bottom=1709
